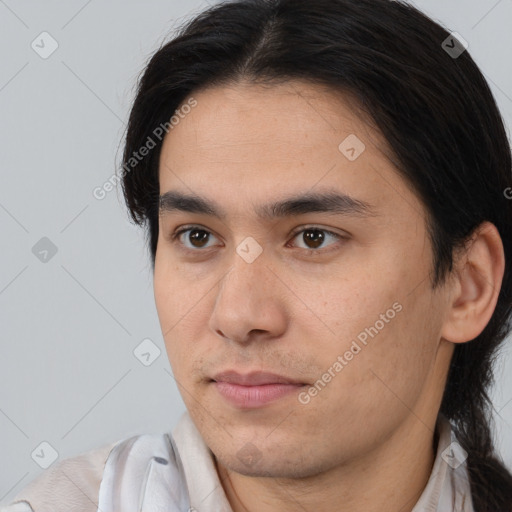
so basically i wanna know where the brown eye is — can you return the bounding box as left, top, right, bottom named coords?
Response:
left=173, top=227, right=219, bottom=250
left=290, top=227, right=342, bottom=252
left=171, top=225, right=344, bottom=255
left=302, top=229, right=325, bottom=249
left=187, top=228, right=210, bottom=248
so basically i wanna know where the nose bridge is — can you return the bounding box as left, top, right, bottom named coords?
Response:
left=218, top=243, right=268, bottom=309
left=208, top=243, right=287, bottom=343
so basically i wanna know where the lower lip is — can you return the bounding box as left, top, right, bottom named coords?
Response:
left=213, top=381, right=304, bottom=408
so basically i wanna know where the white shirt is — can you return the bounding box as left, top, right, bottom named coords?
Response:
left=1, top=412, right=474, bottom=511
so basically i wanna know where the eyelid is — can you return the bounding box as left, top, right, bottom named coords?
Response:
left=170, top=224, right=347, bottom=253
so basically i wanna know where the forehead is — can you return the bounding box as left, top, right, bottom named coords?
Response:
left=157, top=80, right=424, bottom=223
left=161, top=80, right=374, bottom=157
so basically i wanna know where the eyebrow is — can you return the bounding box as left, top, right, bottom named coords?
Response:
left=159, top=189, right=378, bottom=222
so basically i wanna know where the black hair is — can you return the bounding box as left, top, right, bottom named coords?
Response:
left=119, top=0, right=512, bottom=509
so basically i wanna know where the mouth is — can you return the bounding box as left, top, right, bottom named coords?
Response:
left=210, top=370, right=307, bottom=409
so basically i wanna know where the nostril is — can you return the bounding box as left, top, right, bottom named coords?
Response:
left=153, top=456, right=169, bottom=465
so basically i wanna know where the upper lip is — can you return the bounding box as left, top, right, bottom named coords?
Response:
left=211, top=370, right=305, bottom=386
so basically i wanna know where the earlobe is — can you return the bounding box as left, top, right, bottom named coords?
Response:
left=441, top=222, right=505, bottom=344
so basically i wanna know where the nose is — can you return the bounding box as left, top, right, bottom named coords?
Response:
left=208, top=248, right=288, bottom=345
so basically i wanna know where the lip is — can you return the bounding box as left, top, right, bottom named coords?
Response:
left=211, top=371, right=306, bottom=409
left=211, top=370, right=305, bottom=386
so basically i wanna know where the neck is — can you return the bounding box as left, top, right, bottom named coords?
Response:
left=216, top=414, right=438, bottom=512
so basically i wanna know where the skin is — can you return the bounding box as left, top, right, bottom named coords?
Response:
left=153, top=79, right=505, bottom=512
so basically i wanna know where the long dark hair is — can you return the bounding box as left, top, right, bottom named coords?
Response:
left=119, top=0, right=512, bottom=509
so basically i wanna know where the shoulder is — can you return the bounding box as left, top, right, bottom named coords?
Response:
left=1, top=440, right=119, bottom=512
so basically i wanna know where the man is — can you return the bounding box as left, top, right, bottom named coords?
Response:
left=3, top=0, right=512, bottom=511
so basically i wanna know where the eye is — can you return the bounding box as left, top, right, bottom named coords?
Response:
left=288, top=226, right=345, bottom=252
left=171, top=225, right=345, bottom=254
left=172, top=226, right=220, bottom=251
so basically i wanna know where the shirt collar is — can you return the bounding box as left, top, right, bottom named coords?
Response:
left=412, top=414, right=474, bottom=511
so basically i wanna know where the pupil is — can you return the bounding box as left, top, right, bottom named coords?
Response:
left=304, top=229, right=324, bottom=248
left=190, top=229, right=209, bottom=247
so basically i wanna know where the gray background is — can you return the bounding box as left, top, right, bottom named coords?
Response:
left=1, top=0, right=511, bottom=504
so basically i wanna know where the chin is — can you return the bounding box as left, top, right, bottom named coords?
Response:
left=215, top=444, right=329, bottom=480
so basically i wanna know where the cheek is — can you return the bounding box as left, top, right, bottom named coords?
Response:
left=154, top=254, right=198, bottom=326
left=341, top=294, right=437, bottom=416
left=154, top=262, right=191, bottom=371
left=304, top=261, right=438, bottom=406
left=304, top=265, right=399, bottom=348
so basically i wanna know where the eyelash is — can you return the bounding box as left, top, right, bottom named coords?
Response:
left=170, top=224, right=346, bottom=255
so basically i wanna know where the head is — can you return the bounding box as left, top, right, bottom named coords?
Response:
left=120, top=0, right=512, bottom=508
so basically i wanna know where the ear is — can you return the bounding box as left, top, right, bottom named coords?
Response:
left=441, top=221, right=505, bottom=344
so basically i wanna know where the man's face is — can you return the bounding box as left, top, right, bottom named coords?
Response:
left=154, top=80, right=453, bottom=478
